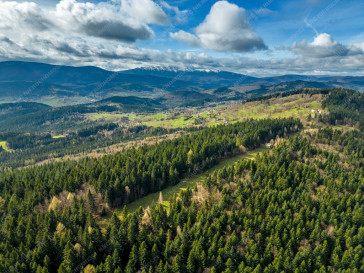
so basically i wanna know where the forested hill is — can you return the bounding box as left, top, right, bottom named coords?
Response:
left=321, top=89, right=364, bottom=129
left=0, top=118, right=299, bottom=210
left=0, top=118, right=300, bottom=272
left=0, top=119, right=362, bottom=272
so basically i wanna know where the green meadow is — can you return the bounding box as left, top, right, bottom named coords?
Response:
left=0, top=141, right=14, bottom=152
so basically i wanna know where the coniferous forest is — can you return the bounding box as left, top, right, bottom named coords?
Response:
left=0, top=89, right=363, bottom=273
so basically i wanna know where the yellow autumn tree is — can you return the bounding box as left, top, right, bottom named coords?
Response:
left=187, top=149, right=193, bottom=165
left=84, top=264, right=96, bottom=273
left=48, top=196, right=61, bottom=211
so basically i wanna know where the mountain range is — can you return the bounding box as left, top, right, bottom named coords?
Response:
left=0, top=61, right=363, bottom=106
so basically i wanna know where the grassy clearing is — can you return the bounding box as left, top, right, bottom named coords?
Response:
left=52, top=135, right=65, bottom=139
left=234, top=94, right=325, bottom=120
left=0, top=141, right=14, bottom=152
left=120, top=147, right=264, bottom=215
left=143, top=116, right=194, bottom=128
left=87, top=113, right=130, bottom=121
left=330, top=125, right=357, bottom=132
left=98, top=148, right=264, bottom=229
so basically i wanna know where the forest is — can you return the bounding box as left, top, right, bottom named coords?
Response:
left=0, top=89, right=362, bottom=272
left=0, top=125, right=190, bottom=169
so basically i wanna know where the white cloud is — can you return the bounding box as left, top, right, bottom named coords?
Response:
left=0, top=1, right=52, bottom=31
left=291, top=33, right=348, bottom=57
left=158, top=0, right=188, bottom=24
left=169, top=31, right=200, bottom=46
left=121, top=0, right=169, bottom=25
left=54, top=0, right=154, bottom=42
left=159, top=0, right=181, bottom=14
left=171, top=1, right=267, bottom=52
left=0, top=0, right=168, bottom=43
left=56, top=0, right=152, bottom=42
left=352, top=42, right=364, bottom=52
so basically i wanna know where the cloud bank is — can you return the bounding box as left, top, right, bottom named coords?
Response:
left=291, top=33, right=348, bottom=57
left=0, top=0, right=363, bottom=76
left=1, top=32, right=364, bottom=77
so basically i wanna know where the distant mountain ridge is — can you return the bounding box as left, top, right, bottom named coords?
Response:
left=0, top=61, right=363, bottom=104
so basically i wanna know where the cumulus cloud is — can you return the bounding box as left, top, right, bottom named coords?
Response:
left=0, top=0, right=167, bottom=43
left=351, top=42, right=364, bottom=54
left=121, top=0, right=169, bottom=25
left=170, top=31, right=200, bottom=46
left=170, top=1, right=267, bottom=52
left=291, top=33, right=348, bottom=57
left=0, top=1, right=53, bottom=31
left=55, top=0, right=153, bottom=42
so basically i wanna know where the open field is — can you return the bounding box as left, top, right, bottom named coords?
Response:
left=87, top=113, right=131, bottom=121
left=225, top=94, right=324, bottom=121
left=86, top=94, right=326, bottom=130
left=0, top=141, right=14, bottom=152
left=52, top=135, right=65, bottom=139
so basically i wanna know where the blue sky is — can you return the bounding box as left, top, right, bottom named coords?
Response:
left=0, top=0, right=363, bottom=76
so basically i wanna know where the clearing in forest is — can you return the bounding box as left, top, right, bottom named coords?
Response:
left=121, top=147, right=263, bottom=214
left=97, top=147, right=264, bottom=229
left=0, top=141, right=14, bottom=152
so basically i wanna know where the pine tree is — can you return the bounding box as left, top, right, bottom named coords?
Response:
left=152, top=243, right=159, bottom=265
left=62, top=241, right=76, bottom=271
left=87, top=189, right=96, bottom=211
left=172, top=254, right=181, bottom=273
left=139, top=241, right=149, bottom=270
left=186, top=250, right=195, bottom=273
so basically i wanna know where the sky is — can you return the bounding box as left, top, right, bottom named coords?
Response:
left=0, top=0, right=363, bottom=76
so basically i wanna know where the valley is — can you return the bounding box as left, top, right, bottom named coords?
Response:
left=0, top=91, right=326, bottom=169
